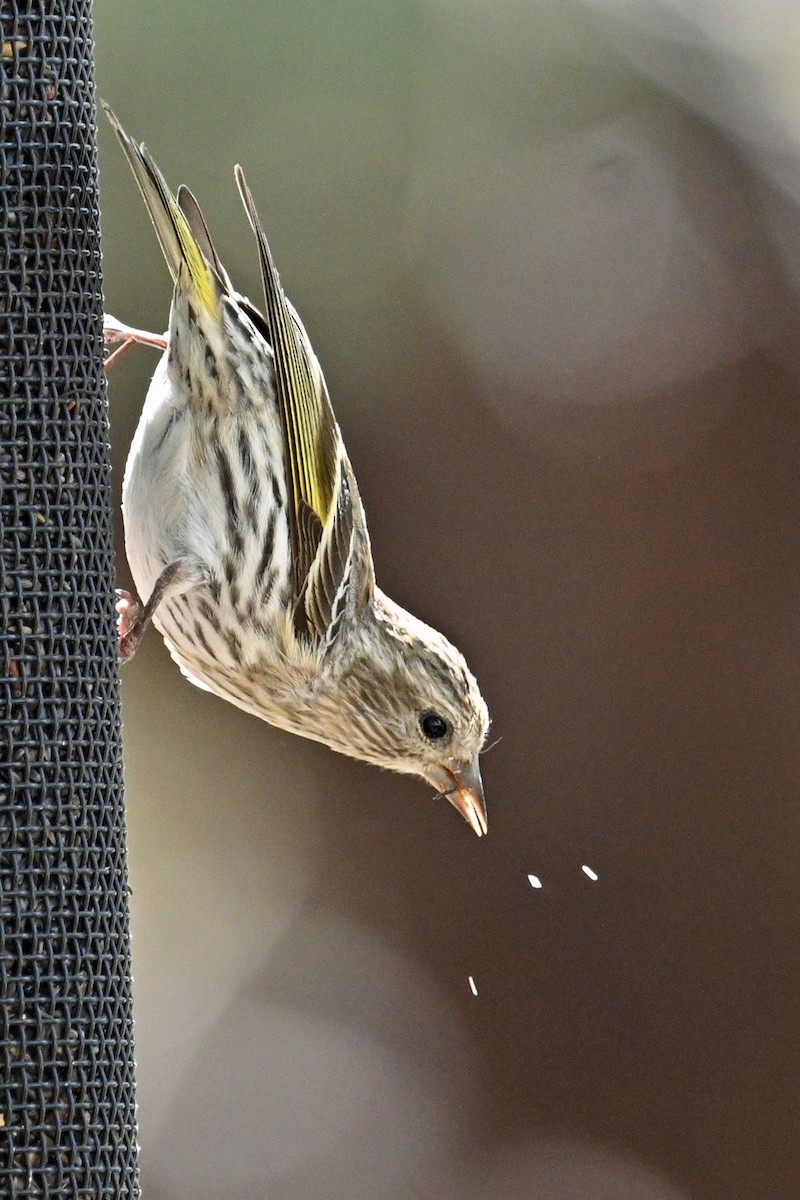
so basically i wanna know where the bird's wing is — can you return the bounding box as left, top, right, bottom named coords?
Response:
left=234, top=166, right=374, bottom=645
left=103, top=103, right=223, bottom=318
left=177, top=184, right=232, bottom=290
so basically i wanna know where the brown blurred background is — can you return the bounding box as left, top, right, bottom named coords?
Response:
left=97, top=2, right=800, bottom=1197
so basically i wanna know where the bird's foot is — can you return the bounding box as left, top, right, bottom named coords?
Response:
left=115, top=561, right=201, bottom=664
left=116, top=589, right=146, bottom=663
left=103, top=313, right=168, bottom=371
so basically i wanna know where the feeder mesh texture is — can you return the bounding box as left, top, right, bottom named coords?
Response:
left=1, top=2, right=139, bottom=1196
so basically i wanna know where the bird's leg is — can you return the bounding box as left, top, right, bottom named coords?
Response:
left=103, top=312, right=168, bottom=371
left=104, top=312, right=167, bottom=349
left=116, top=559, right=200, bottom=663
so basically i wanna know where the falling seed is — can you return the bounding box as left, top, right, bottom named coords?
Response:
left=527, top=874, right=542, bottom=888
left=582, top=865, right=598, bottom=881
left=468, top=975, right=478, bottom=996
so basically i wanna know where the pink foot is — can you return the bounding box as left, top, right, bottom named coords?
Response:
left=116, top=589, right=143, bottom=663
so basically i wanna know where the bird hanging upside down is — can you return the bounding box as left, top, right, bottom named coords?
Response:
left=102, top=104, right=489, bottom=835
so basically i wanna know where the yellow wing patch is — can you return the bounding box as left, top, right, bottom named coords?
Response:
left=104, top=103, right=219, bottom=316
left=234, top=165, right=338, bottom=532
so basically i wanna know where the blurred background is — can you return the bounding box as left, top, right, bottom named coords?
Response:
left=96, top=2, right=800, bottom=1197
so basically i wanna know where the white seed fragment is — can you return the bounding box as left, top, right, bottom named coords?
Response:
left=468, top=975, right=478, bottom=996
left=527, top=874, right=542, bottom=888
left=582, top=865, right=599, bottom=881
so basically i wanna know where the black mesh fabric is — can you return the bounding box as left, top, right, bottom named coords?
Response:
left=0, top=2, right=139, bottom=1196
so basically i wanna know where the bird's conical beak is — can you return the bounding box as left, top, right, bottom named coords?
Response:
left=443, top=755, right=488, bottom=837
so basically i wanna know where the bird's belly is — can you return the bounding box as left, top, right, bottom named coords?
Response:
left=122, top=364, right=293, bottom=644
left=151, top=585, right=305, bottom=731
left=153, top=583, right=281, bottom=672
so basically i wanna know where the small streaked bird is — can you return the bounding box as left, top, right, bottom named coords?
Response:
left=103, top=104, right=489, bottom=835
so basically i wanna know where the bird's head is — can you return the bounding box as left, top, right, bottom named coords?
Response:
left=321, top=590, right=490, bottom=835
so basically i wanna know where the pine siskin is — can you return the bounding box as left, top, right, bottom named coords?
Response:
left=103, top=105, right=489, bottom=835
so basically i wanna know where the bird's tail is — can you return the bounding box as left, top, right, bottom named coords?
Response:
left=102, top=102, right=222, bottom=317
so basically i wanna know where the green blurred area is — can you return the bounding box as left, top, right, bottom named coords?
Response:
left=98, top=1, right=416, bottom=427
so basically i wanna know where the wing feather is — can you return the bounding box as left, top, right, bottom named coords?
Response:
left=234, top=166, right=374, bottom=643
left=177, top=184, right=232, bottom=289
left=103, top=103, right=221, bottom=315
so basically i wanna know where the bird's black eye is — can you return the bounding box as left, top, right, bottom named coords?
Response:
left=419, top=711, right=450, bottom=741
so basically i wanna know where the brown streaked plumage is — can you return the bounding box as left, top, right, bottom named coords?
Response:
left=103, top=104, right=490, bottom=835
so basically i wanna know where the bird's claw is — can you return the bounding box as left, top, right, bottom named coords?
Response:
left=116, top=588, right=143, bottom=663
